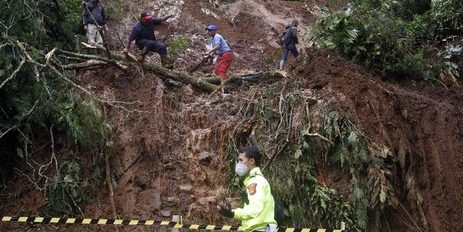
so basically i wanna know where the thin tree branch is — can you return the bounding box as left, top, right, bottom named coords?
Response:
left=15, top=40, right=42, bottom=81
left=60, top=49, right=127, bottom=70
left=0, top=126, right=17, bottom=140
left=304, top=133, right=335, bottom=145
left=0, top=56, right=25, bottom=89
left=61, top=60, right=108, bottom=69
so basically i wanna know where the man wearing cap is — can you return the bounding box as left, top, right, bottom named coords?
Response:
left=205, top=24, right=233, bottom=79
left=82, top=0, right=107, bottom=46
left=123, top=11, right=173, bottom=66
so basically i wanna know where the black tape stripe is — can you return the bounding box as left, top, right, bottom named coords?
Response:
left=137, top=220, right=146, bottom=225
left=106, top=219, right=115, bottom=224
left=26, top=217, right=35, bottom=223
left=214, top=225, right=224, bottom=230
left=198, top=224, right=207, bottom=229
left=74, top=218, right=83, bottom=224
left=230, top=225, right=240, bottom=230
left=42, top=217, right=51, bottom=224
left=168, top=221, right=177, bottom=227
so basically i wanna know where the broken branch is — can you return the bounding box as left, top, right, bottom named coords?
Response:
left=304, top=133, right=334, bottom=145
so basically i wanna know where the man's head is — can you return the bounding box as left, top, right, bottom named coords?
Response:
left=291, top=20, right=299, bottom=27
left=235, top=146, right=261, bottom=177
left=239, top=146, right=261, bottom=166
left=140, top=11, right=153, bottom=23
left=205, top=24, right=218, bottom=37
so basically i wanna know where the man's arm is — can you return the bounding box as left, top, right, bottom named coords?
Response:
left=232, top=181, right=266, bottom=220
left=123, top=28, right=138, bottom=53
left=82, top=3, right=89, bottom=27
left=292, top=27, right=299, bottom=44
left=101, top=5, right=106, bottom=25
left=123, top=39, right=133, bottom=53
left=206, top=44, right=220, bottom=56
left=160, top=14, right=174, bottom=22
left=206, top=35, right=220, bottom=56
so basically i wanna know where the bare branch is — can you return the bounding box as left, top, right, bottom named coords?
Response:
left=304, top=133, right=335, bottom=145
left=0, top=126, right=17, bottom=140
left=15, top=40, right=44, bottom=81
left=60, top=50, right=127, bottom=70
left=61, top=60, right=108, bottom=69
left=0, top=56, right=25, bottom=89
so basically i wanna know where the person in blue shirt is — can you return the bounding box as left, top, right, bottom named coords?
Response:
left=123, top=11, right=173, bottom=67
left=204, top=24, right=233, bottom=79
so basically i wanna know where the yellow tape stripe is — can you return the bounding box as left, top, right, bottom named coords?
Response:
left=66, top=218, right=76, bottom=224
left=82, top=219, right=92, bottom=224
left=50, top=218, right=60, bottom=223
left=2, top=216, right=12, bottom=222
left=145, top=220, right=154, bottom=225
left=34, top=217, right=44, bottom=223
left=114, top=219, right=123, bottom=225
left=129, top=220, right=138, bottom=225
left=97, top=219, right=107, bottom=225
left=160, top=220, right=170, bottom=226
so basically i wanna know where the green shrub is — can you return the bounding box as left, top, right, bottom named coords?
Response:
left=312, top=0, right=463, bottom=85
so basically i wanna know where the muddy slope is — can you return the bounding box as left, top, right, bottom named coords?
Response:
left=1, top=1, right=462, bottom=232
left=298, top=50, right=463, bottom=232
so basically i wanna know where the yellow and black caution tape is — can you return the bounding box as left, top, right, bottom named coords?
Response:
left=1, top=216, right=344, bottom=232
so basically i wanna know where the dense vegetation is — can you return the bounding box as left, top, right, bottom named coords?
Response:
left=0, top=0, right=106, bottom=215
left=312, top=0, right=462, bottom=86
left=225, top=81, right=401, bottom=231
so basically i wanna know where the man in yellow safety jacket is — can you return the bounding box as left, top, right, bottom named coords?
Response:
left=218, top=146, right=277, bottom=232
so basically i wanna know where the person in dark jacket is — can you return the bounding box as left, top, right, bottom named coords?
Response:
left=279, top=20, right=299, bottom=70
left=82, top=0, right=107, bottom=45
left=123, top=11, right=173, bottom=66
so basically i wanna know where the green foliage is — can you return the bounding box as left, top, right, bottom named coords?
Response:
left=42, top=161, right=87, bottom=216
left=168, top=36, right=189, bottom=61
left=225, top=81, right=401, bottom=231
left=0, top=0, right=107, bottom=214
left=312, top=0, right=463, bottom=85
left=105, top=0, right=127, bottom=23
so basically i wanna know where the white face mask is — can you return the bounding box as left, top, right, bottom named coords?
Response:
left=235, top=163, right=249, bottom=176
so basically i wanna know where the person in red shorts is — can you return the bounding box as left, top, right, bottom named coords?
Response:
left=204, top=24, right=233, bottom=80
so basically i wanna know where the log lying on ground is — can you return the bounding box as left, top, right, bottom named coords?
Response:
left=62, top=46, right=287, bottom=93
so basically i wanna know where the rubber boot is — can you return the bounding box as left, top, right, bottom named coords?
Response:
left=279, top=60, right=285, bottom=70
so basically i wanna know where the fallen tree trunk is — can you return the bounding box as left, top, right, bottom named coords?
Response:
left=59, top=47, right=287, bottom=93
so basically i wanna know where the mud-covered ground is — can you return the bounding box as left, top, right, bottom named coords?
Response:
left=1, top=0, right=462, bottom=232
